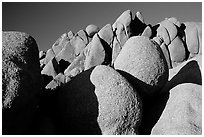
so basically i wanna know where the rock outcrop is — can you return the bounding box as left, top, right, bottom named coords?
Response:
left=2, top=9, right=202, bottom=135
left=2, top=31, right=41, bottom=134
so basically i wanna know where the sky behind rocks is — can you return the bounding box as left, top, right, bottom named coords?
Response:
left=2, top=2, right=202, bottom=51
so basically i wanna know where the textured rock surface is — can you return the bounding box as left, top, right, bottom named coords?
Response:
left=52, top=33, right=68, bottom=55
left=86, top=24, right=99, bottom=38
left=114, top=36, right=169, bottom=94
left=2, top=9, right=202, bottom=135
left=168, top=17, right=181, bottom=27
left=44, top=48, right=56, bottom=64
left=90, top=65, right=142, bottom=135
left=41, top=57, right=60, bottom=78
left=160, top=19, right=177, bottom=41
left=151, top=83, right=202, bottom=135
left=168, top=36, right=186, bottom=67
left=84, top=34, right=106, bottom=70
left=156, top=25, right=170, bottom=45
left=184, top=22, right=202, bottom=58
left=2, top=31, right=41, bottom=134
left=98, top=24, right=113, bottom=45
left=55, top=41, right=75, bottom=63
left=70, top=35, right=86, bottom=56
left=115, top=22, right=129, bottom=47
left=113, top=10, right=132, bottom=37
left=64, top=50, right=86, bottom=77
left=76, top=29, right=89, bottom=44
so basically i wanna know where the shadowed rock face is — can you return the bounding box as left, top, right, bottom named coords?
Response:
left=2, top=31, right=41, bottom=134
left=90, top=65, right=142, bottom=135
left=56, top=67, right=102, bottom=135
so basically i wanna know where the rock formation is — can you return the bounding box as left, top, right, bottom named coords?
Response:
left=2, top=9, right=202, bottom=135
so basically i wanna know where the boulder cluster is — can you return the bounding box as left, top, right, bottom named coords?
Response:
left=2, top=10, right=202, bottom=135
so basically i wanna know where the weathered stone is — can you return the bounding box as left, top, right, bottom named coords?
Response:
left=64, top=50, right=86, bottom=76
left=168, top=36, right=186, bottom=67
left=98, top=24, right=113, bottom=45
left=141, top=25, right=152, bottom=38
left=52, top=33, right=69, bottom=55
left=44, top=48, right=56, bottom=65
left=167, top=17, right=181, bottom=27
left=115, top=22, right=129, bottom=47
left=67, top=31, right=74, bottom=39
left=113, top=10, right=132, bottom=37
left=2, top=31, right=41, bottom=134
left=184, top=22, right=200, bottom=57
left=55, top=41, right=75, bottom=63
left=70, top=36, right=86, bottom=56
left=41, top=57, right=60, bottom=78
left=90, top=65, right=142, bottom=135
left=157, top=25, right=170, bottom=45
left=160, top=19, right=178, bottom=41
left=84, top=34, right=105, bottom=70
left=114, top=36, right=169, bottom=94
left=85, top=24, right=99, bottom=38
left=112, top=37, right=122, bottom=65
left=136, top=11, right=144, bottom=23
left=151, top=83, right=202, bottom=135
left=76, top=29, right=89, bottom=44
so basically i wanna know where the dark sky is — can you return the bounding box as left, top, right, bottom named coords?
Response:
left=2, top=2, right=202, bottom=51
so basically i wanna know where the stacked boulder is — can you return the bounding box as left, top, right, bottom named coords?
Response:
left=2, top=9, right=202, bottom=135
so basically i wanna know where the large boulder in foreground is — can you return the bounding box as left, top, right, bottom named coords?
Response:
left=2, top=31, right=41, bottom=134
left=151, top=83, right=202, bottom=135
left=90, top=65, right=142, bottom=135
left=114, top=36, right=168, bottom=95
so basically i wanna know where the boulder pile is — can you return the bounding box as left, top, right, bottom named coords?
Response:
left=2, top=9, right=202, bottom=135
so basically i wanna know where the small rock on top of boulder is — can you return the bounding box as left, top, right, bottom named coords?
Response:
left=86, top=24, right=100, bottom=38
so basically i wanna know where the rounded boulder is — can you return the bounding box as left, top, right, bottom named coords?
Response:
left=90, top=65, right=142, bottom=135
left=114, top=36, right=168, bottom=95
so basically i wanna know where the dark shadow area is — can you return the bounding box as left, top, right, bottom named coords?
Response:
left=178, top=23, right=190, bottom=60
left=163, top=60, right=202, bottom=92
left=117, top=69, right=170, bottom=135
left=98, top=34, right=112, bottom=66
left=52, top=57, right=60, bottom=74
left=41, top=74, right=53, bottom=89
left=28, top=87, right=59, bottom=135
left=56, top=67, right=102, bottom=135
left=150, top=24, right=160, bottom=38
left=130, top=15, right=146, bottom=37
left=59, top=59, right=70, bottom=73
